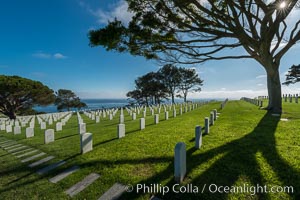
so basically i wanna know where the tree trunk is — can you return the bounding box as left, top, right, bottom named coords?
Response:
left=7, top=111, right=16, bottom=120
left=171, top=93, right=175, bottom=104
left=184, top=91, right=188, bottom=103
left=265, top=66, right=282, bottom=114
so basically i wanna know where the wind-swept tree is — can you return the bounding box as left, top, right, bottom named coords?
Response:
left=282, top=64, right=300, bottom=85
left=158, top=64, right=181, bottom=103
left=177, top=67, right=203, bottom=102
left=55, top=89, right=87, bottom=111
left=89, top=0, right=300, bottom=113
left=0, top=75, right=55, bottom=119
left=127, top=72, right=168, bottom=105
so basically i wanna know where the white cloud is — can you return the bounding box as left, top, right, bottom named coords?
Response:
left=81, top=0, right=133, bottom=25
left=33, top=52, right=51, bottom=59
left=189, top=89, right=268, bottom=99
left=257, top=83, right=264, bottom=86
left=53, top=53, right=67, bottom=59
left=33, top=52, right=67, bottom=59
left=256, top=75, right=267, bottom=79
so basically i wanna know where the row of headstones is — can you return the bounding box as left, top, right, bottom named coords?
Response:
left=174, top=109, right=219, bottom=183
left=37, top=111, right=72, bottom=127
left=0, top=115, right=34, bottom=126
left=241, top=97, right=263, bottom=107
left=116, top=102, right=211, bottom=139
left=83, top=107, right=118, bottom=122
left=3, top=113, right=72, bottom=140
left=1, top=116, right=35, bottom=135
left=220, top=98, right=228, bottom=110
left=74, top=102, right=211, bottom=154
left=76, top=114, right=93, bottom=154
left=282, top=94, right=299, bottom=103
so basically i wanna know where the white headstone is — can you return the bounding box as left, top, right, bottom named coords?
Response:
left=117, top=124, right=125, bottom=138
left=213, top=109, right=217, bottom=121
left=80, top=132, right=93, bottom=154
left=6, top=125, right=12, bottom=133
left=132, top=113, right=136, bottom=120
left=109, top=114, right=113, bottom=120
left=96, top=116, right=100, bottom=123
left=174, top=142, right=186, bottom=183
left=173, top=109, right=176, bottom=118
left=140, top=118, right=145, bottom=130
left=165, top=111, right=169, bottom=120
left=41, top=122, right=46, bottom=130
left=45, top=129, right=55, bottom=144
left=119, top=115, right=124, bottom=124
left=195, top=126, right=202, bottom=149
left=30, top=121, right=35, bottom=128
left=154, top=114, right=159, bottom=124
left=26, top=127, right=34, bottom=138
left=0, top=124, right=5, bottom=131
left=14, top=126, right=21, bottom=135
left=205, top=117, right=209, bottom=134
left=56, top=122, right=62, bottom=132
left=78, top=123, right=86, bottom=134
left=210, top=112, right=214, bottom=126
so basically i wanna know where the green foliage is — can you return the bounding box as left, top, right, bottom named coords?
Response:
left=127, top=65, right=203, bottom=104
left=177, top=67, right=203, bottom=102
left=158, top=64, right=181, bottom=103
left=55, top=89, right=87, bottom=111
left=282, top=64, right=300, bottom=85
left=0, top=75, right=55, bottom=119
left=127, top=71, right=169, bottom=105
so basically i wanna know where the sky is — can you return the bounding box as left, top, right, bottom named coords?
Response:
left=0, top=0, right=299, bottom=100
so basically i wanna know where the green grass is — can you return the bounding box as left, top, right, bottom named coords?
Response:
left=0, top=100, right=299, bottom=200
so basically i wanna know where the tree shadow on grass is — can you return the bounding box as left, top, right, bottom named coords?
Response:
left=158, top=112, right=299, bottom=199
left=78, top=112, right=299, bottom=199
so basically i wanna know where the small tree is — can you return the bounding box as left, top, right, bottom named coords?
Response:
left=0, top=75, right=55, bottom=119
left=158, top=64, right=181, bottom=103
left=177, top=68, right=203, bottom=102
left=282, top=64, right=300, bottom=85
left=55, top=89, right=87, bottom=111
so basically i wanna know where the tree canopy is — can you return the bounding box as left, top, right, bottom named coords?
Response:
left=55, top=89, right=87, bottom=111
left=282, top=64, right=300, bottom=85
left=127, top=65, right=203, bottom=104
left=0, top=75, right=55, bottom=119
left=89, top=0, right=300, bottom=113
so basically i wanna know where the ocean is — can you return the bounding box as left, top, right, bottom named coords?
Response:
left=34, top=99, right=129, bottom=113
left=33, top=98, right=222, bottom=113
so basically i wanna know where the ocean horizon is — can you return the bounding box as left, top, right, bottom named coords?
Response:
left=33, top=98, right=224, bottom=113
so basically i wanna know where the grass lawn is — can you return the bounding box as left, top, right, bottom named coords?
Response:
left=0, top=100, right=299, bottom=200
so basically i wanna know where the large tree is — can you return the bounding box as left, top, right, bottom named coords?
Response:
left=89, top=0, right=300, bottom=113
left=55, top=89, right=87, bottom=111
left=127, top=72, right=168, bottom=105
left=158, top=64, right=181, bottom=103
left=282, top=64, right=300, bottom=85
left=0, top=75, right=55, bottom=119
left=177, top=67, right=203, bottom=102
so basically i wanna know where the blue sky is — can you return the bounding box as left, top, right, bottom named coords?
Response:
left=0, top=0, right=299, bottom=99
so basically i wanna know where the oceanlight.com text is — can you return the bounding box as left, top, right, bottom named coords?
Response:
left=127, top=183, right=294, bottom=196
